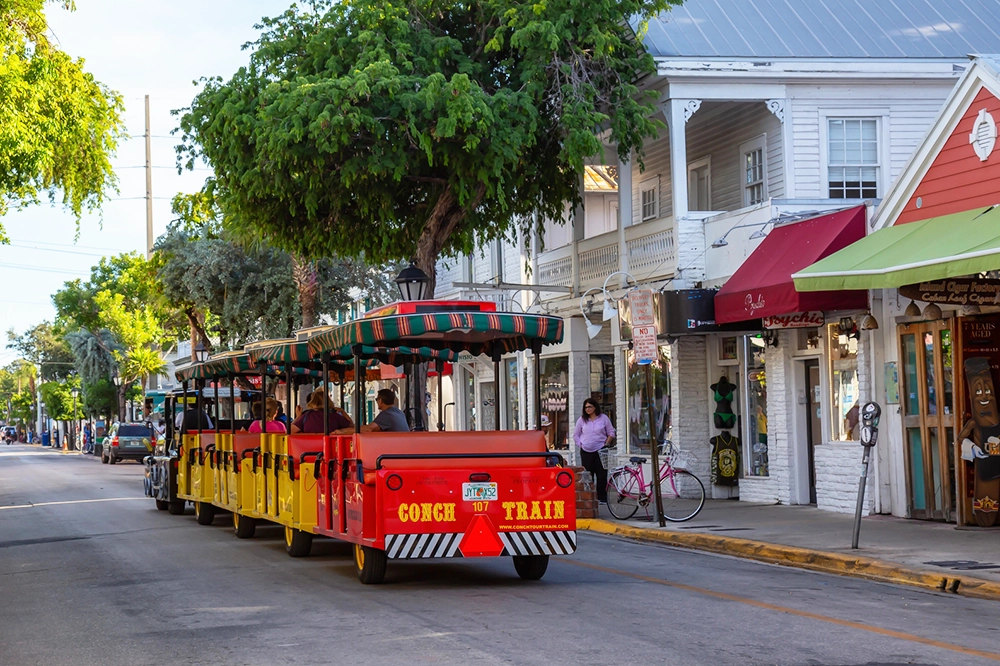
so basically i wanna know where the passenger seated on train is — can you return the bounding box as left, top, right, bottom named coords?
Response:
left=335, top=389, right=409, bottom=434
left=177, top=400, right=213, bottom=433
left=248, top=398, right=287, bottom=433
left=291, top=388, right=353, bottom=433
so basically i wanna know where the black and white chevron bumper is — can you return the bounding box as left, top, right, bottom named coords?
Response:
left=384, top=530, right=577, bottom=559
left=499, top=530, right=577, bottom=556
left=386, top=532, right=464, bottom=559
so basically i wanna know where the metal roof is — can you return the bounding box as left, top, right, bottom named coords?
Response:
left=643, top=0, right=1000, bottom=59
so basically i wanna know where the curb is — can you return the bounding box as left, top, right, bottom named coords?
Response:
left=578, top=518, right=1000, bottom=601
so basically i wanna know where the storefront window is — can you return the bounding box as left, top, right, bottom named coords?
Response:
left=829, top=323, right=859, bottom=441
left=590, top=355, right=616, bottom=429
left=540, top=356, right=569, bottom=450
left=464, top=367, right=476, bottom=431
left=624, top=345, right=671, bottom=455
left=745, top=337, right=769, bottom=476
left=505, top=359, right=520, bottom=430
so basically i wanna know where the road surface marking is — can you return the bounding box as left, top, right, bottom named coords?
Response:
left=0, top=498, right=146, bottom=511
left=565, top=559, right=1000, bottom=662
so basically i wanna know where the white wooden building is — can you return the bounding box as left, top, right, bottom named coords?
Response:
left=433, top=0, right=1000, bottom=510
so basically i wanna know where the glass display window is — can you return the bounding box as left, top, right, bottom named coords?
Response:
left=505, top=358, right=520, bottom=431
left=744, top=336, right=769, bottom=477
left=590, top=354, right=617, bottom=429
left=624, top=345, right=671, bottom=455
left=828, top=323, right=860, bottom=441
left=539, top=356, right=569, bottom=450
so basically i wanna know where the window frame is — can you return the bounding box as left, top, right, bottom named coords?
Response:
left=739, top=134, right=767, bottom=208
left=827, top=323, right=860, bottom=442
left=820, top=111, right=889, bottom=200
left=639, top=176, right=660, bottom=222
left=686, top=155, right=712, bottom=212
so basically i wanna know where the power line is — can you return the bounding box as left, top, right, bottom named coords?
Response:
left=0, top=263, right=88, bottom=277
left=7, top=238, right=132, bottom=253
left=1, top=244, right=113, bottom=258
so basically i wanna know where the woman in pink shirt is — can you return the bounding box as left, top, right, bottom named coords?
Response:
left=574, top=398, right=615, bottom=503
left=249, top=398, right=287, bottom=433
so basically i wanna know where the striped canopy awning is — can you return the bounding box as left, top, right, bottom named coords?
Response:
left=307, top=311, right=564, bottom=357
left=174, top=353, right=324, bottom=382
left=248, top=339, right=459, bottom=366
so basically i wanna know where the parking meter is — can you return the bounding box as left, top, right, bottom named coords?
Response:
left=853, top=402, right=881, bottom=548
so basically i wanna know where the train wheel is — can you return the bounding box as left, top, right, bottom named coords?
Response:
left=194, top=501, right=215, bottom=525
left=167, top=499, right=186, bottom=515
left=354, top=543, right=387, bottom=584
left=155, top=499, right=169, bottom=511
left=512, top=555, right=549, bottom=581
left=284, top=527, right=313, bottom=557
left=233, top=512, right=256, bottom=539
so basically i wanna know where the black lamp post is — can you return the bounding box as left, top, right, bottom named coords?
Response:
left=395, top=264, right=431, bottom=302
left=194, top=341, right=209, bottom=363
left=112, top=372, right=123, bottom=422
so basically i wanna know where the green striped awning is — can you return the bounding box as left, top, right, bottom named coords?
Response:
left=249, top=338, right=459, bottom=366
left=793, top=207, right=1000, bottom=292
left=307, top=311, right=564, bottom=357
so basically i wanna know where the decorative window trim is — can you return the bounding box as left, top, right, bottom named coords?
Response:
left=819, top=110, right=889, bottom=200
left=639, top=176, right=660, bottom=222
left=739, top=134, right=767, bottom=207
left=687, top=156, right=712, bottom=212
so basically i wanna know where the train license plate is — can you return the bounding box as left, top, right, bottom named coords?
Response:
left=462, top=482, right=498, bottom=502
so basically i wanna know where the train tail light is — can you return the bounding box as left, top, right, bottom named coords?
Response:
left=386, top=474, right=403, bottom=491
left=556, top=471, right=573, bottom=488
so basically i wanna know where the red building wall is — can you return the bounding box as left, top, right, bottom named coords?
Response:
left=896, top=87, right=1000, bottom=226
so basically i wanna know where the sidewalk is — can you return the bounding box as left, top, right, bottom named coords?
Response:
left=581, top=500, right=1000, bottom=600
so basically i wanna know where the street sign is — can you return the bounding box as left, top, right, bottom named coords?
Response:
left=633, top=324, right=658, bottom=364
left=628, top=290, right=656, bottom=327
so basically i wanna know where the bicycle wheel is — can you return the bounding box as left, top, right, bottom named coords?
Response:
left=658, top=469, right=705, bottom=522
left=606, top=469, right=640, bottom=520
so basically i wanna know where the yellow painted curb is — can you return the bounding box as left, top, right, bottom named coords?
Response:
left=578, top=518, right=1000, bottom=601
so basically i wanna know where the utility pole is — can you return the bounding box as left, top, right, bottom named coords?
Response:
left=145, top=94, right=154, bottom=260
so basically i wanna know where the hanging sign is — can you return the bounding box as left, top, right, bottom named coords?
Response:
left=633, top=325, right=658, bottom=364
left=762, top=312, right=825, bottom=329
left=628, top=290, right=656, bottom=327
left=899, top=279, right=1000, bottom=306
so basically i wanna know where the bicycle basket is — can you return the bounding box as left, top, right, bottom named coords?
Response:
left=598, top=447, right=616, bottom=470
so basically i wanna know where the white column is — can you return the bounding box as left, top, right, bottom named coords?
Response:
left=617, top=152, right=632, bottom=288
left=667, top=99, right=690, bottom=222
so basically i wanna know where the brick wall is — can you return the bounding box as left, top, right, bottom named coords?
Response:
left=671, top=337, right=711, bottom=487
left=815, top=335, right=875, bottom=514
left=573, top=466, right=598, bottom=518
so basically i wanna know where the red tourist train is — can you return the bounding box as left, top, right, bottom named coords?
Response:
left=144, top=299, right=577, bottom=583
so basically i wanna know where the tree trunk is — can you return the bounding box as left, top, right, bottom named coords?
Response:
left=292, top=254, right=319, bottom=329
left=413, top=184, right=487, bottom=298
left=185, top=307, right=213, bottom=361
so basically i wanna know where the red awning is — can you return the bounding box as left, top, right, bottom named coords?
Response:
left=714, top=206, right=868, bottom=324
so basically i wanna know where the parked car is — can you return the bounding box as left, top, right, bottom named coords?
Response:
left=2, top=426, right=15, bottom=444
left=102, top=423, right=156, bottom=464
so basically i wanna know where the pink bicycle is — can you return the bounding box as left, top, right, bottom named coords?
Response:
left=606, top=440, right=705, bottom=521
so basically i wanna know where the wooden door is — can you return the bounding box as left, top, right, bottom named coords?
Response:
left=899, top=319, right=957, bottom=520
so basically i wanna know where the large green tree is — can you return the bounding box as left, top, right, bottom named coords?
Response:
left=0, top=0, right=125, bottom=237
left=7, top=321, right=75, bottom=380
left=177, top=0, right=674, bottom=290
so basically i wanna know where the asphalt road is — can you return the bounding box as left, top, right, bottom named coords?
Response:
left=1, top=444, right=999, bottom=666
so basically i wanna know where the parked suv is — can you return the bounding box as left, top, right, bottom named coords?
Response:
left=102, top=423, right=155, bottom=464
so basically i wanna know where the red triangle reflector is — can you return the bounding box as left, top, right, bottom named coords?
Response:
left=459, top=514, right=505, bottom=558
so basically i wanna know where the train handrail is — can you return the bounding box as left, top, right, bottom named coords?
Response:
left=186, top=446, right=202, bottom=466
left=374, top=451, right=565, bottom=470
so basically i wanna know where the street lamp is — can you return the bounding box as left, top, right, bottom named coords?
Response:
left=194, top=341, right=209, bottom=363
left=395, top=264, right=431, bottom=302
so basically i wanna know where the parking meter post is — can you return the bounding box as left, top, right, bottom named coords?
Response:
left=645, top=364, right=666, bottom=527
left=852, top=446, right=871, bottom=549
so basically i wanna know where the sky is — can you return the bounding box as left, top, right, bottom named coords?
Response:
left=0, top=0, right=287, bottom=366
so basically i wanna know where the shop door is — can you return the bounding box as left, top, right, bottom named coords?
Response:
left=804, top=360, right=821, bottom=504
left=899, top=320, right=956, bottom=521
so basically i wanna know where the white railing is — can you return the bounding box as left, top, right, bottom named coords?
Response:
left=578, top=233, right=620, bottom=287
left=624, top=215, right=678, bottom=281
left=538, top=248, right=574, bottom=288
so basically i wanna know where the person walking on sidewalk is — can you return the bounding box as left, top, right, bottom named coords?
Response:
left=574, top=398, right=615, bottom=503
